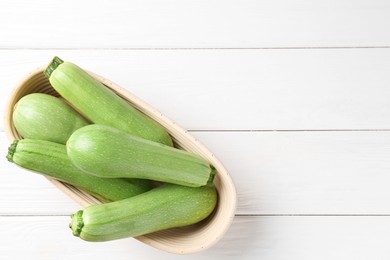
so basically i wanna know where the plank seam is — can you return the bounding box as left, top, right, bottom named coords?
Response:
left=188, top=129, right=390, bottom=132
left=3, top=129, right=390, bottom=134
left=237, top=214, right=390, bottom=217
left=1, top=46, right=390, bottom=51
left=2, top=214, right=390, bottom=217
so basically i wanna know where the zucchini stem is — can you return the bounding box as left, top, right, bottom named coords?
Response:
left=44, top=56, right=63, bottom=78
left=6, top=140, right=19, bottom=162
left=208, top=166, right=216, bottom=184
left=70, top=210, right=84, bottom=237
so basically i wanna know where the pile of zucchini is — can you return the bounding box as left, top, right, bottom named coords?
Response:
left=7, top=57, right=217, bottom=242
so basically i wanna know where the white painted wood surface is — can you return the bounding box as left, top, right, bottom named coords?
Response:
left=2, top=49, right=390, bottom=131
left=0, top=0, right=389, bottom=48
left=3, top=131, right=390, bottom=215
left=1, top=0, right=390, bottom=259
left=2, top=216, right=390, bottom=260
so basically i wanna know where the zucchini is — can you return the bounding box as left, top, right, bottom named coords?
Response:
left=67, top=124, right=215, bottom=187
left=44, top=56, right=173, bottom=146
left=7, top=139, right=153, bottom=202
left=70, top=183, right=217, bottom=241
left=13, top=93, right=88, bottom=144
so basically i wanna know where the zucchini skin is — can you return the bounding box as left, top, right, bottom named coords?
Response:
left=13, top=93, right=88, bottom=144
left=7, top=139, right=153, bottom=202
left=67, top=124, right=215, bottom=187
left=70, top=183, right=217, bottom=241
left=46, top=56, right=173, bottom=147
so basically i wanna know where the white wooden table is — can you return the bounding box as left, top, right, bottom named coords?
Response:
left=1, top=1, right=390, bottom=259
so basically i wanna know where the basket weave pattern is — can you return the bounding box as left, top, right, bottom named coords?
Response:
left=4, top=67, right=237, bottom=254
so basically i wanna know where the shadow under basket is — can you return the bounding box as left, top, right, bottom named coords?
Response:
left=3, top=66, right=237, bottom=254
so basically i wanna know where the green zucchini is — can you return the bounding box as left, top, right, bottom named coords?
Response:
left=44, top=56, right=173, bottom=146
left=7, top=139, right=153, bottom=202
left=13, top=93, right=88, bottom=144
left=67, top=124, right=215, bottom=187
left=70, top=183, right=217, bottom=241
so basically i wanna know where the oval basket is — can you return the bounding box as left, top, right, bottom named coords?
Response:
left=3, top=66, right=237, bottom=254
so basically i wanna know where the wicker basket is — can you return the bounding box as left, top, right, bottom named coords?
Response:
left=3, top=66, right=237, bottom=254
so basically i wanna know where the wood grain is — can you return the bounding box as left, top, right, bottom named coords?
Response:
left=194, top=130, right=390, bottom=215
left=1, top=216, right=389, bottom=259
left=0, top=0, right=389, bottom=48
left=1, top=1, right=389, bottom=257
left=3, top=130, right=390, bottom=215
left=2, top=49, right=390, bottom=131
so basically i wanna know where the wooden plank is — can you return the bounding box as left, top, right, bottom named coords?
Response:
left=2, top=49, right=390, bottom=131
left=1, top=215, right=389, bottom=259
left=3, top=130, right=390, bottom=215
left=0, top=0, right=389, bottom=48
left=193, top=130, right=390, bottom=215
